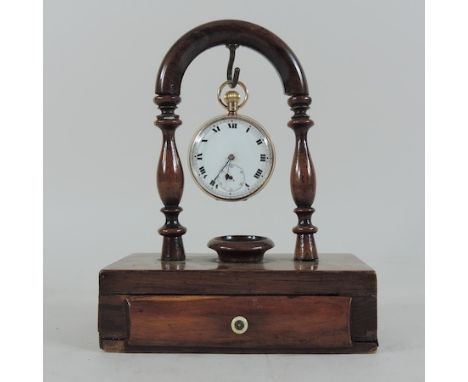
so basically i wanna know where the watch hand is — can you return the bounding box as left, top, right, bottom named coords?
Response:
left=212, top=159, right=231, bottom=183
left=212, top=153, right=236, bottom=183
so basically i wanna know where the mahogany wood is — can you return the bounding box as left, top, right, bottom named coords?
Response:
left=154, top=95, right=186, bottom=261
left=100, top=340, right=377, bottom=354
left=154, top=20, right=318, bottom=260
left=155, top=20, right=308, bottom=96
left=98, top=253, right=378, bottom=353
left=127, top=296, right=352, bottom=348
left=289, top=95, right=318, bottom=260
left=99, top=254, right=376, bottom=296
left=207, top=235, right=274, bottom=263
left=98, top=21, right=378, bottom=355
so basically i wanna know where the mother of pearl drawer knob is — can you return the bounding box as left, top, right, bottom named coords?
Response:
left=231, top=316, right=249, bottom=334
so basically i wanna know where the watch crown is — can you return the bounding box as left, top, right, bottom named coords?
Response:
left=224, top=90, right=241, bottom=114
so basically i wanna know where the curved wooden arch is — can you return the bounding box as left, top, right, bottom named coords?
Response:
left=155, top=19, right=308, bottom=96
left=154, top=20, right=318, bottom=262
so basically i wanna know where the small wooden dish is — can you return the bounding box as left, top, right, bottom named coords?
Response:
left=208, top=235, right=274, bottom=263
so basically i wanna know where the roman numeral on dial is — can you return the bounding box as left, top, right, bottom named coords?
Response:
left=254, top=169, right=263, bottom=179
left=212, top=126, right=221, bottom=133
left=228, top=123, right=237, bottom=129
left=199, top=166, right=206, bottom=175
left=260, top=154, right=266, bottom=162
left=256, top=139, right=263, bottom=145
left=195, top=153, right=203, bottom=160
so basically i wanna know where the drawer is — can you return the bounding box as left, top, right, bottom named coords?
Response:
left=126, top=295, right=352, bottom=349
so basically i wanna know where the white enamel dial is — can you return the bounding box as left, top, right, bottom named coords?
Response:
left=189, top=115, right=275, bottom=201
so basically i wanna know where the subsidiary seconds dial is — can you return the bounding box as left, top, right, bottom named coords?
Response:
left=189, top=115, right=275, bottom=201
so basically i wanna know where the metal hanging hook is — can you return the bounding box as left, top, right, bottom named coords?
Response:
left=226, top=44, right=240, bottom=88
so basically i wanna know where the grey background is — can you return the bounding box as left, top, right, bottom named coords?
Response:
left=44, top=0, right=424, bottom=381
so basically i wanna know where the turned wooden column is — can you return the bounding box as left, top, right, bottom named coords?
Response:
left=154, top=95, right=186, bottom=261
left=289, top=95, right=318, bottom=261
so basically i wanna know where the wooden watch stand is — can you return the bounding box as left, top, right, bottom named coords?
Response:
left=98, top=20, right=378, bottom=354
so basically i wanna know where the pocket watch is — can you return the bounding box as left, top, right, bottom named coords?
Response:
left=189, top=80, right=275, bottom=201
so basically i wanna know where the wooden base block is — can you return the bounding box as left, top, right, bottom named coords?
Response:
left=98, top=253, right=378, bottom=354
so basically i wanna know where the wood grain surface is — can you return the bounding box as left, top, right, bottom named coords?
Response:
left=127, top=295, right=352, bottom=348
left=98, top=253, right=378, bottom=353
